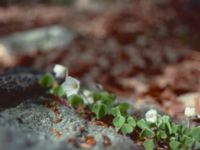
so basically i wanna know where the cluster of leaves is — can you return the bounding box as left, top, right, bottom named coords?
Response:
left=39, top=74, right=136, bottom=134
left=39, top=72, right=200, bottom=150
left=66, top=90, right=136, bottom=134
left=137, top=116, right=200, bottom=150
left=91, top=92, right=136, bottom=134
left=39, top=73, right=65, bottom=97
left=85, top=90, right=200, bottom=150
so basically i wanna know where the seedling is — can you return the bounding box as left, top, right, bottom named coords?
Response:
left=92, top=101, right=108, bottom=119
left=68, top=94, right=84, bottom=108
left=143, top=139, right=155, bottom=150
left=39, top=73, right=55, bottom=88
left=53, top=85, right=65, bottom=97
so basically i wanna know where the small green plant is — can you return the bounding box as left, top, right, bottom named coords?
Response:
left=143, top=139, right=155, bottom=150
left=90, top=91, right=116, bottom=119
left=137, top=113, right=200, bottom=150
left=39, top=64, right=200, bottom=150
left=68, top=94, right=84, bottom=108
left=39, top=73, right=55, bottom=88
left=52, top=85, right=65, bottom=97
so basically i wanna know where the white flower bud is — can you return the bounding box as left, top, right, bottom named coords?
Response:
left=184, top=107, right=196, bottom=117
left=53, top=64, right=67, bottom=79
left=62, top=76, right=80, bottom=97
left=145, top=109, right=158, bottom=123
left=82, top=90, right=94, bottom=104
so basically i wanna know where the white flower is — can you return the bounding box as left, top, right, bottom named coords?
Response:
left=184, top=107, right=196, bottom=117
left=62, top=76, right=80, bottom=97
left=145, top=109, right=158, bottom=123
left=82, top=90, right=94, bottom=104
left=53, top=64, right=68, bottom=79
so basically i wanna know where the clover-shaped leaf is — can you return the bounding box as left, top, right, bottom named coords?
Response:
left=121, top=123, right=134, bottom=134
left=118, top=102, right=130, bottom=115
left=113, top=115, right=125, bottom=129
left=143, top=139, right=155, bottom=150
left=140, top=128, right=155, bottom=139
left=190, top=126, right=200, bottom=141
left=127, top=116, right=136, bottom=128
left=53, top=85, right=65, bottom=97
left=137, top=119, right=149, bottom=129
left=169, top=140, right=180, bottom=150
left=182, top=135, right=195, bottom=149
left=100, top=92, right=116, bottom=102
left=171, top=123, right=180, bottom=134
left=157, top=130, right=167, bottom=140
left=92, top=92, right=115, bottom=106
left=92, top=102, right=108, bottom=119
left=92, top=92, right=101, bottom=101
left=39, top=73, right=55, bottom=88
left=165, top=121, right=172, bottom=135
left=69, top=94, right=84, bottom=108
left=111, top=107, right=121, bottom=117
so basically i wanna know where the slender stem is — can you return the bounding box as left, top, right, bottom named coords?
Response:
left=186, top=117, right=190, bottom=128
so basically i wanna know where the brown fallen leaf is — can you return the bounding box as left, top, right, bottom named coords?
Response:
left=85, top=135, right=96, bottom=146
left=80, top=135, right=96, bottom=149
left=68, top=137, right=78, bottom=147
left=79, top=126, right=85, bottom=133
left=80, top=143, right=93, bottom=149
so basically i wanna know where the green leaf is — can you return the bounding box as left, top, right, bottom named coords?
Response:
left=121, top=123, right=134, bottom=134
left=113, top=115, right=125, bottom=128
left=165, top=121, right=172, bottom=135
left=182, top=135, right=195, bottom=148
left=118, top=102, right=130, bottom=115
left=137, top=119, right=149, bottom=129
left=190, top=126, right=200, bottom=141
left=157, top=115, right=173, bottom=135
left=157, top=130, right=167, bottom=140
left=169, top=140, right=180, bottom=150
left=102, top=99, right=114, bottom=108
left=171, top=123, right=180, bottom=134
left=140, top=128, right=155, bottom=139
left=39, top=73, right=55, bottom=88
left=161, top=115, right=170, bottom=122
left=143, top=139, right=155, bottom=150
left=92, top=92, right=101, bottom=101
left=180, top=125, right=188, bottom=135
left=53, top=85, right=65, bottom=97
left=92, top=102, right=108, bottom=119
left=100, top=92, right=116, bottom=102
left=93, top=92, right=115, bottom=104
left=127, top=116, right=136, bottom=128
left=111, top=107, right=121, bottom=116
left=69, top=94, right=84, bottom=108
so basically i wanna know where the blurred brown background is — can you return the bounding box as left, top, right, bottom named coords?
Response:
left=0, top=0, right=200, bottom=117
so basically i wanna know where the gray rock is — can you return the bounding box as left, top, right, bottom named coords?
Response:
left=0, top=99, right=141, bottom=150
left=0, top=26, right=77, bottom=54
left=0, top=68, right=45, bottom=109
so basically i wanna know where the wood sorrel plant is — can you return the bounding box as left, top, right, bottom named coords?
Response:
left=39, top=64, right=200, bottom=150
